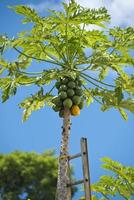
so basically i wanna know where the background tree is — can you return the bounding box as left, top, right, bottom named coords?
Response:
left=80, top=157, right=134, bottom=200
left=0, top=151, right=57, bottom=200
left=0, top=151, right=76, bottom=200
left=0, top=0, right=133, bottom=199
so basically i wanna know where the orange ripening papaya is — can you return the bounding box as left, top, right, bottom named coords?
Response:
left=71, top=105, right=80, bottom=116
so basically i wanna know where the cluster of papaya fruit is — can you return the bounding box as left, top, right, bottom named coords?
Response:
left=52, top=77, right=84, bottom=117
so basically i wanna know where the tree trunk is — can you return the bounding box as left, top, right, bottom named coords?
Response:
left=56, top=108, right=71, bottom=200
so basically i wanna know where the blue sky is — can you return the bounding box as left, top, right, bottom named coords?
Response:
left=0, top=0, right=134, bottom=199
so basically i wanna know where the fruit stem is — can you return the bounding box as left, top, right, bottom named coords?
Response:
left=81, top=72, right=115, bottom=88
left=48, top=85, right=55, bottom=94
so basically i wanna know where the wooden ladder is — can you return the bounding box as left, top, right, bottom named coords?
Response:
left=67, top=137, right=92, bottom=200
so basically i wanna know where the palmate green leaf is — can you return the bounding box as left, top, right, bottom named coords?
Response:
left=119, top=99, right=134, bottom=114
left=110, top=27, right=134, bottom=50
left=114, top=87, right=123, bottom=104
left=0, top=77, right=11, bottom=89
left=90, top=157, right=134, bottom=199
left=0, top=59, right=8, bottom=75
left=101, top=157, right=133, bottom=181
left=101, top=157, right=134, bottom=198
left=101, top=104, right=112, bottom=112
left=9, top=59, right=32, bottom=72
left=83, top=89, right=94, bottom=106
left=0, top=58, right=8, bottom=68
left=0, top=67, right=5, bottom=75
left=0, top=35, right=10, bottom=54
left=0, top=75, right=38, bottom=102
left=99, top=67, right=109, bottom=81
left=63, top=1, right=110, bottom=26
left=16, top=75, right=38, bottom=85
left=2, top=83, right=17, bottom=103
left=116, top=76, right=134, bottom=95
left=118, top=108, right=128, bottom=120
left=91, top=175, right=116, bottom=196
left=111, top=64, right=129, bottom=81
left=11, top=38, right=24, bottom=47
left=84, top=30, right=110, bottom=49
left=88, top=88, right=133, bottom=120
left=37, top=69, right=60, bottom=85
left=13, top=39, right=61, bottom=62
left=9, top=5, right=41, bottom=24
left=0, top=77, right=17, bottom=102
left=19, top=89, right=54, bottom=122
left=0, top=57, right=32, bottom=75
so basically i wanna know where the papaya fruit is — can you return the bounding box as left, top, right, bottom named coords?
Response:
left=77, top=79, right=82, bottom=86
left=59, top=85, right=67, bottom=91
left=67, top=81, right=76, bottom=89
left=71, top=105, right=80, bottom=116
left=75, top=88, right=83, bottom=96
left=67, top=89, right=75, bottom=97
left=72, top=95, right=81, bottom=105
left=52, top=105, right=61, bottom=112
left=78, top=100, right=84, bottom=109
left=55, top=81, right=61, bottom=89
left=62, top=77, right=68, bottom=84
left=52, top=97, right=62, bottom=107
left=63, top=98, right=73, bottom=109
left=59, top=91, right=67, bottom=99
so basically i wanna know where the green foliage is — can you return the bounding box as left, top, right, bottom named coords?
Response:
left=9, top=5, right=42, bottom=24
left=0, top=0, right=133, bottom=120
left=80, top=157, right=134, bottom=200
left=0, top=150, right=58, bottom=200
left=92, top=158, right=134, bottom=199
left=0, top=151, right=76, bottom=200
left=19, top=88, right=54, bottom=121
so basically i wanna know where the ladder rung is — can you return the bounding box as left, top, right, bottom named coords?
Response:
left=67, top=179, right=84, bottom=187
left=68, top=153, right=81, bottom=160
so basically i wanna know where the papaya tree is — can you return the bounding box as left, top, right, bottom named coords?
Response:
left=0, top=0, right=134, bottom=199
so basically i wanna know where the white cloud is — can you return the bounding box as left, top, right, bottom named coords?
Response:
left=28, top=0, right=134, bottom=27
left=28, top=1, right=61, bottom=13
left=76, top=0, right=134, bottom=27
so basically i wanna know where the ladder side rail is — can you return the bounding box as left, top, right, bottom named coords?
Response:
left=81, top=138, right=92, bottom=200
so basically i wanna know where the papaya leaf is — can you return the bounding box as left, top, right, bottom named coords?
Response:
left=101, top=104, right=112, bottom=112
left=0, top=67, right=5, bottom=75
left=19, top=89, right=54, bottom=121
left=119, top=99, right=134, bottom=114
left=115, top=76, right=134, bottom=95
left=99, top=67, right=109, bottom=81
left=118, top=108, right=128, bottom=120
left=0, top=79, right=17, bottom=102
left=9, top=5, right=41, bottom=24
left=0, top=59, right=9, bottom=68
left=112, top=64, right=129, bottom=81
left=114, top=87, right=124, bottom=104
left=16, top=75, right=38, bottom=85
left=83, top=89, right=94, bottom=106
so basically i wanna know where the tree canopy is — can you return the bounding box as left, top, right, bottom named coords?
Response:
left=0, top=0, right=133, bottom=121
left=0, top=151, right=58, bottom=200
